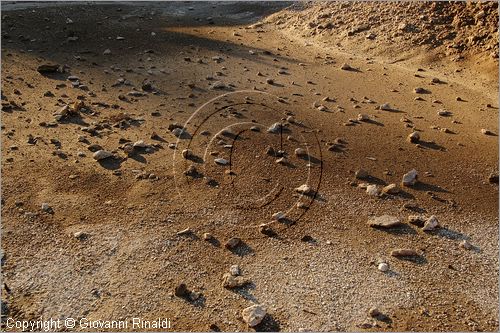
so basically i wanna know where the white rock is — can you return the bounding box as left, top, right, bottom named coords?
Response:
left=380, top=103, right=392, bottom=111
left=242, top=305, right=266, bottom=327
left=133, top=140, right=148, bottom=148
left=402, top=169, right=418, bottom=186
left=214, top=158, right=229, bottom=165
left=357, top=114, right=370, bottom=121
left=41, top=203, right=51, bottom=212
left=378, top=262, right=389, bottom=272
left=93, top=150, right=113, bottom=161
left=229, top=265, right=240, bottom=276
left=272, top=211, right=285, bottom=221
left=366, top=184, right=380, bottom=196
left=295, top=184, right=314, bottom=195
left=267, top=122, right=282, bottom=133
left=422, top=215, right=439, bottom=231
left=103, top=49, right=112, bottom=55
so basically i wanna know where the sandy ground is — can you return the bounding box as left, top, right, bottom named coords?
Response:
left=1, top=2, right=498, bottom=332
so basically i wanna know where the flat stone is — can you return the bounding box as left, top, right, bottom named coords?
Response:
left=391, top=249, right=418, bottom=257
left=368, top=215, right=402, bottom=228
left=382, top=183, right=400, bottom=194
left=242, top=305, right=266, bottom=327
left=93, top=150, right=113, bottom=161
left=214, top=158, right=229, bottom=165
left=225, top=237, right=241, bottom=250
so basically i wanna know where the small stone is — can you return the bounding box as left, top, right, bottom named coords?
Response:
left=355, top=169, right=369, bottom=179
left=357, top=114, right=369, bottom=121
left=41, top=203, right=51, bottom=212
left=380, top=103, right=392, bottom=111
left=366, top=185, right=380, bottom=196
left=368, top=215, right=402, bottom=228
left=391, top=249, right=418, bottom=257
left=295, top=184, right=314, bottom=196
left=294, top=148, right=307, bottom=157
left=174, top=283, right=189, bottom=297
left=74, top=231, right=88, bottom=240
left=177, top=228, right=192, bottom=236
left=242, top=305, right=266, bottom=327
left=407, top=131, right=420, bottom=143
left=341, top=63, right=352, bottom=70
left=488, top=172, right=499, bottom=184
left=267, top=122, right=282, bottom=133
left=481, top=129, right=494, bottom=135
left=460, top=240, right=473, bottom=250
left=225, top=237, right=241, bottom=250
left=408, top=215, right=425, bottom=227
left=272, top=211, right=285, bottom=221
left=214, top=158, right=229, bottom=165
left=275, top=157, right=286, bottom=164
left=414, top=87, right=428, bottom=94
left=437, top=109, right=452, bottom=117
left=211, top=81, right=226, bottom=89
left=369, top=307, right=381, bottom=317
left=133, top=140, right=148, bottom=148
left=37, top=63, right=60, bottom=73
left=182, top=149, right=191, bottom=159
left=202, top=232, right=214, bottom=241
left=378, top=262, right=389, bottom=272
left=402, top=169, right=418, bottom=186
left=93, top=150, right=113, bottom=161
left=222, top=273, right=249, bottom=288
left=422, top=215, right=439, bottom=231
left=382, top=184, right=399, bottom=194
left=103, top=49, right=112, bottom=55
left=229, top=265, right=240, bottom=276
left=266, top=78, right=274, bottom=85
left=171, top=128, right=184, bottom=137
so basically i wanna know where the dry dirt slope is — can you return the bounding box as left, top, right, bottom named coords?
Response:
left=265, top=0, right=499, bottom=88
left=1, top=2, right=499, bottom=332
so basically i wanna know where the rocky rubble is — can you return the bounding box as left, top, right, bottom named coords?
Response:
left=266, top=1, right=499, bottom=64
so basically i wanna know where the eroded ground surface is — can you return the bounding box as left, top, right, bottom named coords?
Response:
left=1, top=2, right=498, bottom=332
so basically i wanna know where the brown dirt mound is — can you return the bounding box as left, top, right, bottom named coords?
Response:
left=266, top=1, right=498, bottom=75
